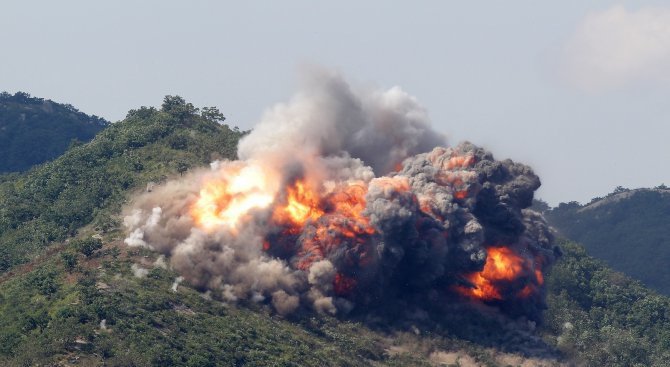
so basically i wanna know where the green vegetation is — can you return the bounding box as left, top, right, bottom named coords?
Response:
left=0, top=92, right=109, bottom=173
left=0, top=251, right=413, bottom=367
left=73, top=237, right=103, bottom=257
left=1, top=98, right=669, bottom=365
left=539, top=187, right=670, bottom=295
left=541, top=239, right=670, bottom=366
left=0, top=96, right=242, bottom=273
left=4, top=235, right=668, bottom=366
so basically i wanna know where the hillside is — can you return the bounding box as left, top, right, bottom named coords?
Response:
left=540, top=187, right=670, bottom=295
left=0, top=92, right=110, bottom=173
left=0, top=99, right=669, bottom=366
left=0, top=96, right=241, bottom=273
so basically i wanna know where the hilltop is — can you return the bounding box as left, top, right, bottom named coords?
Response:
left=0, top=92, right=109, bottom=173
left=539, top=187, right=670, bottom=295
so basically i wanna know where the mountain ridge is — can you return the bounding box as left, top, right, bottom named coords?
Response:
left=539, top=186, right=670, bottom=296
left=578, top=187, right=670, bottom=212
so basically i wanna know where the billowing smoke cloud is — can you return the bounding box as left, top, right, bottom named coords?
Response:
left=123, top=70, right=557, bottom=321
left=238, top=68, right=446, bottom=175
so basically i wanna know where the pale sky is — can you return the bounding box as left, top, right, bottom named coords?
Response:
left=1, top=1, right=668, bottom=205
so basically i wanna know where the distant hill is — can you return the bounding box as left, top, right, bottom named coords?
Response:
left=538, top=186, right=670, bottom=295
left=0, top=92, right=109, bottom=173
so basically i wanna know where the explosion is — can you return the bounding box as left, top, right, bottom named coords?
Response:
left=192, top=163, right=277, bottom=231
left=123, top=69, right=558, bottom=320
left=458, top=247, right=544, bottom=301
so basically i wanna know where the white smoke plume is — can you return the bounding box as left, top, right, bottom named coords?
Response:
left=238, top=68, right=446, bottom=175
left=131, top=264, right=149, bottom=278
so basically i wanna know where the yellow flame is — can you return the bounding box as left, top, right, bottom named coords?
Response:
left=191, top=164, right=275, bottom=230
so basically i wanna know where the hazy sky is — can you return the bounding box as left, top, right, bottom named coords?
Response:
left=1, top=1, right=668, bottom=205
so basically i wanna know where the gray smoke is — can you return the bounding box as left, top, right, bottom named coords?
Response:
left=237, top=68, right=446, bottom=174
left=123, top=70, right=557, bottom=321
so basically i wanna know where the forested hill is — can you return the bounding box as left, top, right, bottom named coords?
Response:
left=0, top=92, right=109, bottom=173
left=0, top=98, right=669, bottom=366
left=538, top=186, right=670, bottom=295
left=0, top=96, right=242, bottom=273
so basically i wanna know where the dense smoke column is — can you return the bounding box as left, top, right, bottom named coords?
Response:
left=123, top=70, right=557, bottom=322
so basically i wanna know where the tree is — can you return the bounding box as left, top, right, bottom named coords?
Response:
left=126, top=106, right=157, bottom=120
left=531, top=198, right=550, bottom=213
left=201, top=106, right=226, bottom=123
left=73, top=237, right=103, bottom=257
left=61, top=252, right=78, bottom=271
left=613, top=186, right=629, bottom=194
left=161, top=95, right=198, bottom=120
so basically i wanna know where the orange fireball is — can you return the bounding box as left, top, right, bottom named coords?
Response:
left=458, top=247, right=528, bottom=301
left=274, top=180, right=324, bottom=226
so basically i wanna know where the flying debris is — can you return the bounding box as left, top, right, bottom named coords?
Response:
left=124, top=69, right=558, bottom=321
